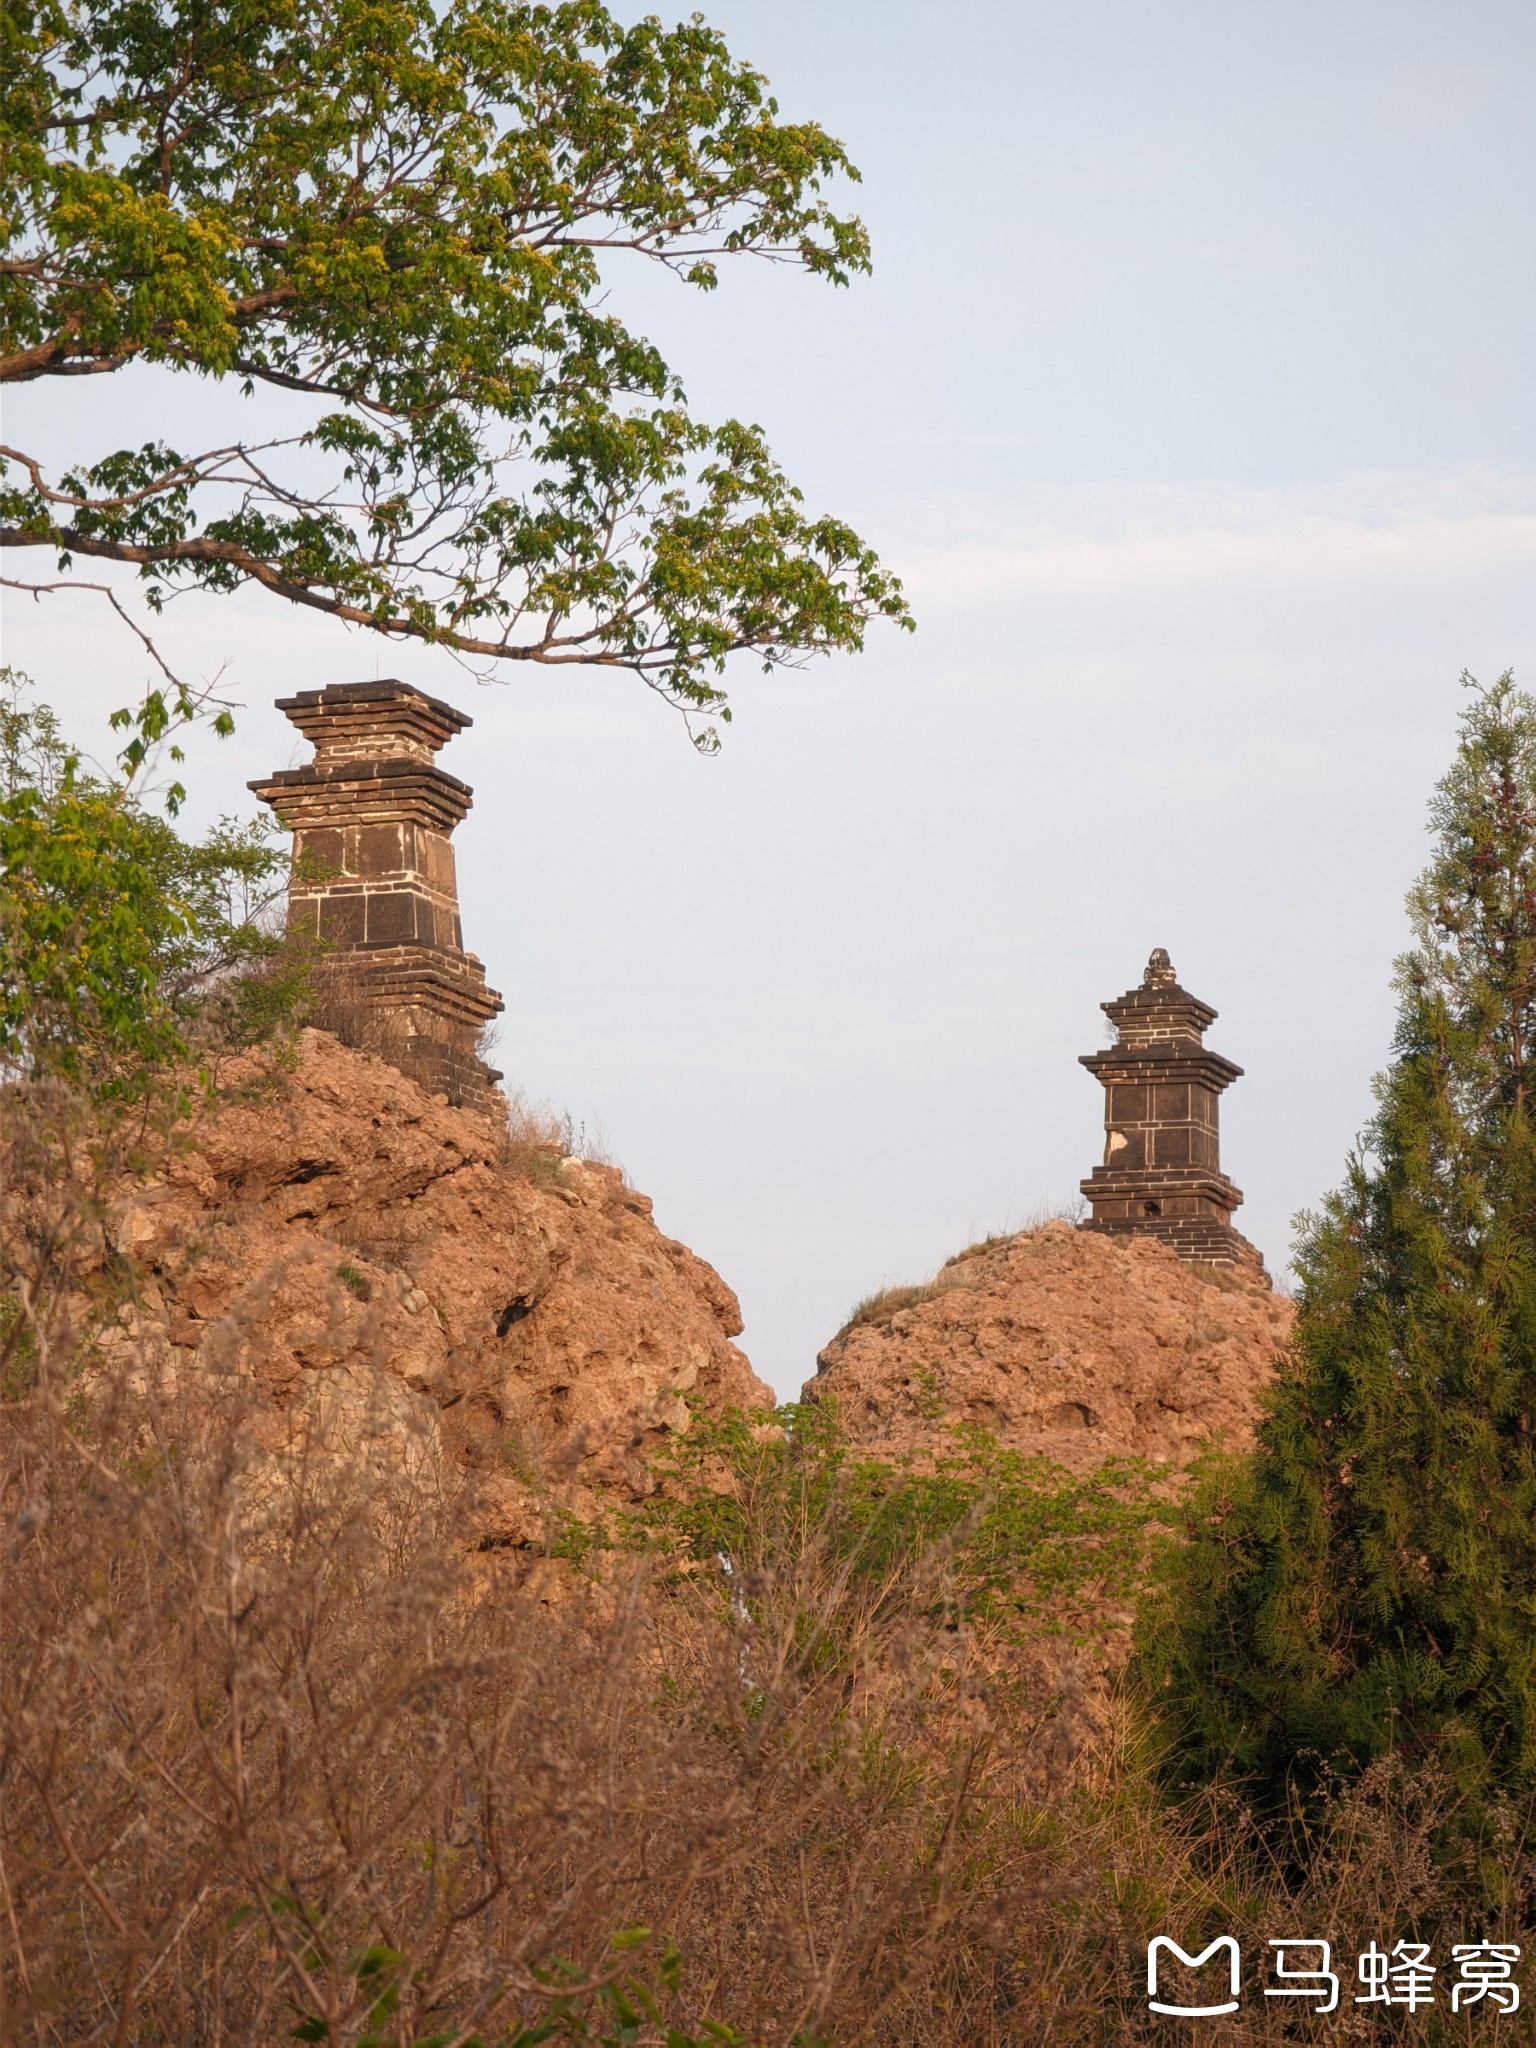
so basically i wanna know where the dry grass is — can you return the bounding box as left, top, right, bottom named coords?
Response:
left=303, top=959, right=415, bottom=1069
left=8, top=1348, right=1531, bottom=2046
left=839, top=1205, right=1091, bottom=1336
left=840, top=1277, right=957, bottom=1332
left=839, top=1241, right=1011, bottom=1334
left=500, top=1085, right=627, bottom=1186
left=0, top=1344, right=1040, bottom=2042
left=304, top=961, right=497, bottom=1111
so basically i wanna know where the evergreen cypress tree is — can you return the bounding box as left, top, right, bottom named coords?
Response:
left=1148, top=671, right=1536, bottom=1808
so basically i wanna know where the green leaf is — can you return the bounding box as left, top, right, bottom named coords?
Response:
left=1146, top=667, right=1536, bottom=1839
left=2, top=1, right=909, bottom=726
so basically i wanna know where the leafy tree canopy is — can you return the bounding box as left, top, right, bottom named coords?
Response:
left=1144, top=671, right=1536, bottom=1816
left=0, top=673, right=295, bottom=1092
left=0, top=0, right=910, bottom=743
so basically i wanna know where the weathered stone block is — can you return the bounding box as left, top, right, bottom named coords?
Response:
left=357, top=822, right=405, bottom=880
left=364, top=889, right=416, bottom=946
left=300, top=827, right=345, bottom=879
left=1157, top=1126, right=1192, bottom=1167
left=424, top=833, right=458, bottom=892
left=318, top=892, right=366, bottom=945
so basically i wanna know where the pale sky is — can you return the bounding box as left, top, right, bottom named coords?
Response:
left=5, top=0, right=1535, bottom=1392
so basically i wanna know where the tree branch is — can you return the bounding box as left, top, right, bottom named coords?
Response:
left=0, top=526, right=777, bottom=679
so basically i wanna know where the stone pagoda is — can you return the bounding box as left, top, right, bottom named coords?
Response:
left=251, top=679, right=504, bottom=1107
left=1078, top=948, right=1262, bottom=1269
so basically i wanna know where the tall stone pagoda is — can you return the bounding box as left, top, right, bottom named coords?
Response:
left=251, top=680, right=504, bottom=1107
left=1079, top=948, right=1262, bottom=1269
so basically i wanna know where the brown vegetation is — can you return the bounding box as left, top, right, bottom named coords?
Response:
left=5, top=1055, right=1533, bottom=2044
left=6, top=1340, right=1532, bottom=2043
left=0, top=1359, right=1003, bottom=2043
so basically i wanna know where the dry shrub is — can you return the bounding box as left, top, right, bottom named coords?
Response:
left=304, top=962, right=500, bottom=1113
left=498, top=1085, right=568, bottom=1182
left=14, top=1365, right=1529, bottom=2048
left=0, top=1066, right=1031, bottom=2046
left=303, top=958, right=408, bottom=1061
left=838, top=1247, right=1014, bottom=1335
left=499, top=1086, right=625, bottom=1186
left=838, top=1215, right=1078, bottom=1334
left=0, top=1353, right=1035, bottom=2045
left=840, top=1277, right=955, bottom=1332
left=303, top=962, right=441, bottom=1101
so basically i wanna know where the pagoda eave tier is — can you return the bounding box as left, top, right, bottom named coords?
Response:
left=275, top=681, right=470, bottom=754
left=1080, top=1165, right=1245, bottom=1209
left=345, top=945, right=505, bottom=1028
left=249, top=760, right=473, bottom=833
left=1078, top=1046, right=1243, bottom=1088
left=1083, top=1212, right=1266, bottom=1266
left=1102, top=985, right=1216, bottom=1031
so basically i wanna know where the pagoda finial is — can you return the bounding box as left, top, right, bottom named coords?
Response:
left=1144, top=947, right=1176, bottom=989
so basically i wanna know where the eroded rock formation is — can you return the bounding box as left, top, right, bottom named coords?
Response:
left=807, top=1220, right=1292, bottom=1472
left=84, top=1030, right=771, bottom=1542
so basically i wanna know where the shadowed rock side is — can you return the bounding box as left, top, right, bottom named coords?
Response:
left=92, top=1031, right=771, bottom=1542
left=806, top=1221, right=1292, bottom=1472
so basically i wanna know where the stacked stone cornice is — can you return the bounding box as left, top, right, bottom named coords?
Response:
left=257, top=755, right=475, bottom=836
left=1079, top=1042, right=1241, bottom=1091
left=278, top=679, right=469, bottom=762
left=1100, top=982, right=1216, bottom=1044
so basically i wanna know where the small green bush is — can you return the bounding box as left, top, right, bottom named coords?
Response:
left=0, top=676, right=300, bottom=1095
left=640, top=1398, right=1161, bottom=1647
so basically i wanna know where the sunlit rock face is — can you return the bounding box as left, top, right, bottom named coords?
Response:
left=74, top=1029, right=772, bottom=1541
left=808, top=1220, right=1291, bottom=1475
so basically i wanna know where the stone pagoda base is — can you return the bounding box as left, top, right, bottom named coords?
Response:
left=311, top=943, right=505, bottom=1109
left=1081, top=1208, right=1268, bottom=1273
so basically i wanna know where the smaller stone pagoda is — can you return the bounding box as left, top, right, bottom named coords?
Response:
left=251, top=680, right=503, bottom=1107
left=1079, top=948, right=1262, bottom=1269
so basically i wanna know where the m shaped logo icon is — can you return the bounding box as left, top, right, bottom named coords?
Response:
left=1147, top=1936, right=1241, bottom=2017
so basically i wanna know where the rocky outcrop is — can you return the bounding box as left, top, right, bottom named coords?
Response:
left=806, top=1221, right=1292, bottom=1472
left=85, top=1031, right=771, bottom=1539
